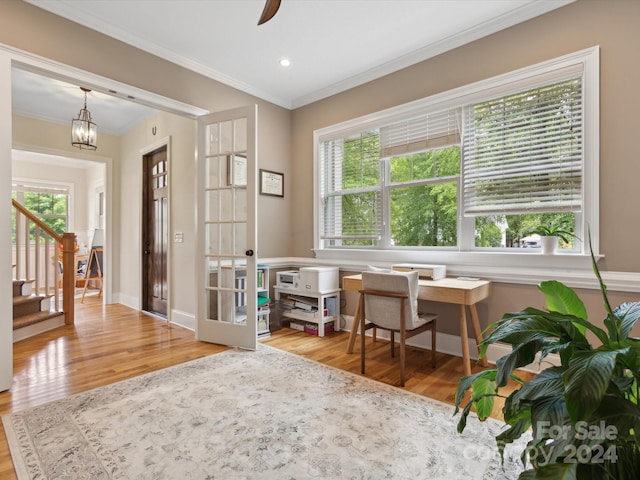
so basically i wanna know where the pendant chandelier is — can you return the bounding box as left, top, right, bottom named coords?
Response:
left=71, top=87, right=97, bottom=150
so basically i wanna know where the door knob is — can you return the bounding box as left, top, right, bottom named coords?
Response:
left=245, top=249, right=254, bottom=256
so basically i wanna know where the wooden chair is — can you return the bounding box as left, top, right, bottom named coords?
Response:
left=359, top=270, right=437, bottom=387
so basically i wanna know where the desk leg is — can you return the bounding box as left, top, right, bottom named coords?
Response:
left=346, top=299, right=362, bottom=354
left=459, top=305, right=472, bottom=376
left=469, top=304, right=488, bottom=368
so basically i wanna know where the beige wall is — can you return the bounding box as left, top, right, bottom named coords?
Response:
left=118, top=111, right=197, bottom=312
left=1, top=0, right=293, bottom=259
left=12, top=118, right=108, bottom=247
left=2, top=0, right=640, bottom=353
left=290, top=0, right=640, bottom=333
left=291, top=0, right=640, bottom=272
left=1, top=0, right=293, bottom=326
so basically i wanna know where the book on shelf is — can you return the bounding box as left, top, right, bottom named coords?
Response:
left=293, top=301, right=316, bottom=312
left=257, top=269, right=266, bottom=289
left=286, top=308, right=321, bottom=320
left=287, top=295, right=318, bottom=310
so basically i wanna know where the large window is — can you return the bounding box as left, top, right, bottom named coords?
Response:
left=315, top=48, right=598, bottom=259
left=12, top=182, right=70, bottom=240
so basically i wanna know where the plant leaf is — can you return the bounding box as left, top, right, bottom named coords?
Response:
left=496, top=417, right=531, bottom=451
left=513, top=367, right=565, bottom=405
left=613, top=302, right=640, bottom=340
left=456, top=400, right=474, bottom=433
left=496, top=418, right=532, bottom=468
left=532, top=462, right=577, bottom=479
left=589, top=395, right=640, bottom=442
left=518, top=471, right=536, bottom=480
left=603, top=313, right=621, bottom=343
left=488, top=308, right=605, bottom=346
left=496, top=340, right=545, bottom=387
left=588, top=232, right=615, bottom=321
left=530, top=396, right=568, bottom=442
left=608, top=372, right=635, bottom=397
left=470, top=376, right=497, bottom=420
left=539, top=280, right=587, bottom=321
left=503, top=394, right=534, bottom=430
left=487, top=317, right=569, bottom=346
left=454, top=369, right=497, bottom=411
left=563, top=349, right=627, bottom=422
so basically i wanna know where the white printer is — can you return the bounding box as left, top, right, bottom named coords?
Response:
left=276, top=266, right=339, bottom=292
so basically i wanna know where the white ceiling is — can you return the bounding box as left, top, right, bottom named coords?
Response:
left=12, top=68, right=159, bottom=136
left=13, top=0, right=572, bottom=136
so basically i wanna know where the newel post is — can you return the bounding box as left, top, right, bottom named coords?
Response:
left=62, top=233, right=76, bottom=325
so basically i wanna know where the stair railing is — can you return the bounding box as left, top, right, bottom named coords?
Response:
left=12, top=199, right=75, bottom=325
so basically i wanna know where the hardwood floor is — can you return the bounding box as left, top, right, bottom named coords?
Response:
left=1, top=298, right=528, bottom=479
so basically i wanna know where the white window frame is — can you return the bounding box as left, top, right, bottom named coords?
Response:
left=12, top=177, right=74, bottom=233
left=313, top=47, right=599, bottom=278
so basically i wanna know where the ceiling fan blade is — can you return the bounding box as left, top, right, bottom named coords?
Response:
left=257, top=0, right=281, bottom=25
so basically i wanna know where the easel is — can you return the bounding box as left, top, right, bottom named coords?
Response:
left=81, top=247, right=103, bottom=303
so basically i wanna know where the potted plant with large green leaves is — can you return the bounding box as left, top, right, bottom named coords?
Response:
left=454, top=249, right=640, bottom=479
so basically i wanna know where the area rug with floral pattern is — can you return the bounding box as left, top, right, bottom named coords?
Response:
left=3, top=345, right=527, bottom=479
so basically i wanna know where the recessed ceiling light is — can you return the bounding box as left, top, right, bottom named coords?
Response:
left=279, top=58, right=291, bottom=67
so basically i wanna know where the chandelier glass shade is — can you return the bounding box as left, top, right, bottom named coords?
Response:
left=71, top=87, right=97, bottom=150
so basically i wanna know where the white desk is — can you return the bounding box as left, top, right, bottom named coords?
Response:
left=343, top=274, right=491, bottom=376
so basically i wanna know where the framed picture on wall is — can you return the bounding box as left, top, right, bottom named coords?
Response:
left=259, top=169, right=284, bottom=197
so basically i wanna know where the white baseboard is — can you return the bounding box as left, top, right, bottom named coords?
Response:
left=114, top=293, right=140, bottom=310
left=341, top=315, right=559, bottom=374
left=170, top=309, right=195, bottom=331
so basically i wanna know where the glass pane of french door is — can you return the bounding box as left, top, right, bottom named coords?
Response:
left=197, top=106, right=257, bottom=350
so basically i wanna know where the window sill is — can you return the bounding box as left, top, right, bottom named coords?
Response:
left=308, top=249, right=639, bottom=293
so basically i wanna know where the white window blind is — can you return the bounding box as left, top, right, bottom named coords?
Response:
left=320, top=133, right=382, bottom=243
left=380, top=108, right=461, bottom=158
left=462, top=76, right=583, bottom=216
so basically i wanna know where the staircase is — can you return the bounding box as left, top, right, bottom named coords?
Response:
left=12, top=199, right=76, bottom=343
left=13, top=279, right=64, bottom=342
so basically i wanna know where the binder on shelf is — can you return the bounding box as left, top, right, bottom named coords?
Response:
left=325, top=296, right=337, bottom=317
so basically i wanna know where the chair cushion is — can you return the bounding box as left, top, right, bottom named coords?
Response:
left=362, top=270, right=420, bottom=330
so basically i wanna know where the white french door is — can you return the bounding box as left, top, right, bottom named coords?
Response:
left=196, top=105, right=258, bottom=350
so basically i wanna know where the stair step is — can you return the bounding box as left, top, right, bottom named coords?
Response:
left=13, top=294, right=52, bottom=318
left=13, top=279, right=34, bottom=297
left=13, top=310, right=64, bottom=330
left=13, top=280, right=24, bottom=297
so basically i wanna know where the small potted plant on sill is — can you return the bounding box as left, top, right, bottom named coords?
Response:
left=526, top=224, right=576, bottom=254
left=454, top=244, right=640, bottom=479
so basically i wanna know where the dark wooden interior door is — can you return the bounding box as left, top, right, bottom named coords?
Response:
left=143, top=147, right=168, bottom=317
